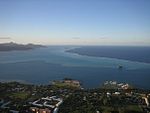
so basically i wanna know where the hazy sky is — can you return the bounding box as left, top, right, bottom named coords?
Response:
left=0, top=0, right=150, bottom=45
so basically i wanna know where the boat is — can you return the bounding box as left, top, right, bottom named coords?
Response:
left=118, top=65, right=123, bottom=69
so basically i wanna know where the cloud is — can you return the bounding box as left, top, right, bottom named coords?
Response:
left=97, top=37, right=109, bottom=39
left=0, top=37, right=11, bottom=40
left=71, top=37, right=81, bottom=39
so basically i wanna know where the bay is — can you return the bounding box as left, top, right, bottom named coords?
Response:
left=0, top=46, right=150, bottom=89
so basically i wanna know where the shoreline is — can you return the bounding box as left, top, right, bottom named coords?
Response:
left=0, top=79, right=149, bottom=90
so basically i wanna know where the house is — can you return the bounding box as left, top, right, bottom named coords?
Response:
left=30, top=107, right=51, bottom=113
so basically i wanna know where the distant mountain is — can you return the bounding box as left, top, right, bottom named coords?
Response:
left=0, top=42, right=45, bottom=51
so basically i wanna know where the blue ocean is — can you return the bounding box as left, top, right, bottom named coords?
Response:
left=0, top=46, right=150, bottom=89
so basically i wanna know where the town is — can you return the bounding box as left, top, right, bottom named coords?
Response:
left=0, top=79, right=150, bottom=113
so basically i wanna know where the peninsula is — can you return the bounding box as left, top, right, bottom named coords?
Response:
left=67, top=46, right=150, bottom=63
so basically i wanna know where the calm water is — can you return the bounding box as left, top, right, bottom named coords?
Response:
left=0, top=46, right=150, bottom=89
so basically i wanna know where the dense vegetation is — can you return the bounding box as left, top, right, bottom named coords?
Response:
left=0, top=82, right=150, bottom=113
left=58, top=89, right=147, bottom=113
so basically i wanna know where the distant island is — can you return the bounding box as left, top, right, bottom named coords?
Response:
left=0, top=42, right=45, bottom=51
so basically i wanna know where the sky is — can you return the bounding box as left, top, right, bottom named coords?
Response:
left=0, top=0, right=150, bottom=45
